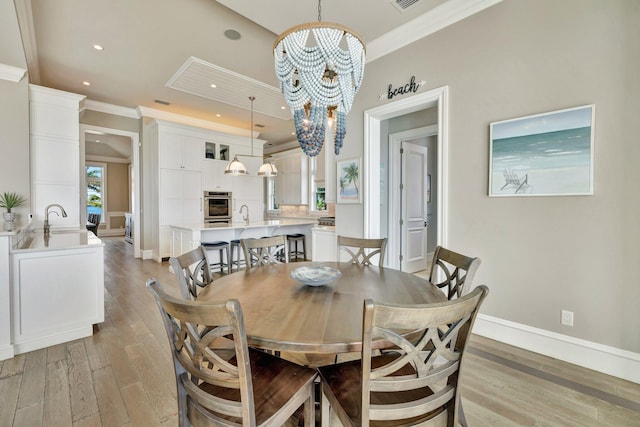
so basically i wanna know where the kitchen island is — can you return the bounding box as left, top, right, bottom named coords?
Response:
left=169, top=219, right=317, bottom=259
left=9, top=226, right=104, bottom=355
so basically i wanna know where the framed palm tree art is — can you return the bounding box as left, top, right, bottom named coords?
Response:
left=337, top=157, right=361, bottom=204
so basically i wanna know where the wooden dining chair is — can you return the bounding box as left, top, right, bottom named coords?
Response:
left=429, top=245, right=481, bottom=300
left=337, top=235, right=387, bottom=266
left=169, top=245, right=213, bottom=300
left=318, top=285, right=489, bottom=427
left=241, top=235, right=289, bottom=267
left=146, top=278, right=317, bottom=427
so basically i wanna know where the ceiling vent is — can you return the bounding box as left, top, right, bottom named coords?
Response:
left=391, top=0, right=424, bottom=12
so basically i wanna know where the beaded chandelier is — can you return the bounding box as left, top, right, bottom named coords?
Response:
left=273, top=1, right=365, bottom=157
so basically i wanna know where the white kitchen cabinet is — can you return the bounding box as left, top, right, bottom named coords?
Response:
left=146, top=119, right=264, bottom=261
left=29, top=85, right=85, bottom=229
left=312, top=227, right=337, bottom=262
left=272, top=151, right=306, bottom=205
left=159, top=132, right=202, bottom=171
left=202, top=160, right=232, bottom=192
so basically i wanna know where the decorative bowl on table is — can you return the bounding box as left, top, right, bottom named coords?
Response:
left=291, top=265, right=342, bottom=287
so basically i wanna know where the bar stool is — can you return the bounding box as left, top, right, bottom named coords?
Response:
left=201, top=241, right=231, bottom=274
left=287, top=234, right=306, bottom=261
left=229, top=239, right=246, bottom=271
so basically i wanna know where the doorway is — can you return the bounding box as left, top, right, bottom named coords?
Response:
left=388, top=125, right=438, bottom=272
left=364, top=87, right=448, bottom=266
left=80, top=125, right=141, bottom=258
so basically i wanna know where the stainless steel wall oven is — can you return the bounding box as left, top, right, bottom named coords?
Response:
left=203, top=191, right=232, bottom=224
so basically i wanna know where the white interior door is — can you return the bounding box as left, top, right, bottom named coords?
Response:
left=401, top=142, right=429, bottom=273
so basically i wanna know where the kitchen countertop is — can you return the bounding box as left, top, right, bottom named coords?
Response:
left=12, top=228, right=103, bottom=252
left=170, top=219, right=317, bottom=232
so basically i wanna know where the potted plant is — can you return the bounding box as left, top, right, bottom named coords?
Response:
left=0, top=192, right=27, bottom=231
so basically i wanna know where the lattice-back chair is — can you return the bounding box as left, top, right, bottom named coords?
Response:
left=146, top=278, right=317, bottom=427
left=169, top=246, right=213, bottom=300
left=429, top=246, right=481, bottom=300
left=241, top=235, right=289, bottom=267
left=337, top=236, right=387, bottom=266
left=318, top=285, right=489, bottom=427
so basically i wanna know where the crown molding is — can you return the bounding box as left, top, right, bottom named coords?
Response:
left=84, top=99, right=141, bottom=119
left=367, top=0, right=503, bottom=63
left=13, top=0, right=40, bottom=83
left=0, top=63, right=27, bottom=82
left=137, top=105, right=255, bottom=138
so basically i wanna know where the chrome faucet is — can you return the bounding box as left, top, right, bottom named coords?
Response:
left=44, top=204, right=68, bottom=234
left=239, top=204, right=249, bottom=226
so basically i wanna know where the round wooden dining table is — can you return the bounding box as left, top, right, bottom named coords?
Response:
left=197, top=262, right=447, bottom=356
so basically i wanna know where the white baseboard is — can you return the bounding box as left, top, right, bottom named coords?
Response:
left=13, top=326, right=93, bottom=356
left=141, top=249, right=153, bottom=260
left=473, top=314, right=640, bottom=384
left=0, top=344, right=14, bottom=361
left=98, top=229, right=125, bottom=237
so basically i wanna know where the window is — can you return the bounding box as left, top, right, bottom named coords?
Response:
left=86, top=163, right=106, bottom=222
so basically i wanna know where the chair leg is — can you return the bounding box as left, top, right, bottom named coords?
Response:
left=304, top=390, right=315, bottom=427
left=321, top=386, right=331, bottom=427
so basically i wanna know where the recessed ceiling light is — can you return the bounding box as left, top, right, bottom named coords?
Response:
left=216, top=114, right=221, bottom=117
left=210, top=83, right=217, bottom=88
left=291, top=132, right=295, bottom=135
left=93, top=44, right=103, bottom=51
left=224, top=29, right=241, bottom=41
left=83, top=81, right=91, bottom=86
left=281, top=106, right=286, bottom=110
left=95, top=139, right=100, bottom=143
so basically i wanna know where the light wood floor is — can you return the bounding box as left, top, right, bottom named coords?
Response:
left=1, top=238, right=639, bottom=426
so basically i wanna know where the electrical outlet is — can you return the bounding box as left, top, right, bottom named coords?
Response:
left=561, top=310, right=574, bottom=326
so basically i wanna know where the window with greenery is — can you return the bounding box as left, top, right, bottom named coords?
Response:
left=86, top=164, right=105, bottom=222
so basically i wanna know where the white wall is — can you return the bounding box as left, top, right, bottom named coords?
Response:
left=339, top=0, right=640, bottom=355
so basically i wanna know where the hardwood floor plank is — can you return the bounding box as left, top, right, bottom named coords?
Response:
left=47, top=343, right=68, bottom=364
left=67, top=340, right=99, bottom=422
left=124, top=342, right=177, bottom=420
left=13, top=401, right=43, bottom=427
left=43, top=359, right=72, bottom=427
left=82, top=325, right=110, bottom=372
left=121, top=382, right=163, bottom=427
left=99, top=329, right=140, bottom=388
left=92, top=365, right=130, bottom=426
left=0, top=374, right=21, bottom=427
left=16, top=347, right=46, bottom=410
left=0, top=353, right=25, bottom=378
left=72, top=412, right=103, bottom=427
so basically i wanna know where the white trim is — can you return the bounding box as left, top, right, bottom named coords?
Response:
left=83, top=99, right=141, bottom=119
left=0, top=63, right=27, bottom=82
left=367, top=0, right=504, bottom=63
left=98, top=229, right=125, bottom=237
left=13, top=0, right=40, bottom=84
left=81, top=125, right=142, bottom=258
left=137, top=105, right=253, bottom=137
left=13, top=326, right=93, bottom=356
left=364, top=86, right=448, bottom=250
left=141, top=249, right=153, bottom=260
left=474, top=314, right=640, bottom=384
left=85, top=155, right=130, bottom=164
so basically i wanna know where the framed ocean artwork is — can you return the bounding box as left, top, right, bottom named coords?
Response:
left=489, top=105, right=595, bottom=197
left=337, top=157, right=361, bottom=204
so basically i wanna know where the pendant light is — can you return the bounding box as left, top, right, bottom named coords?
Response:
left=225, top=96, right=278, bottom=177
